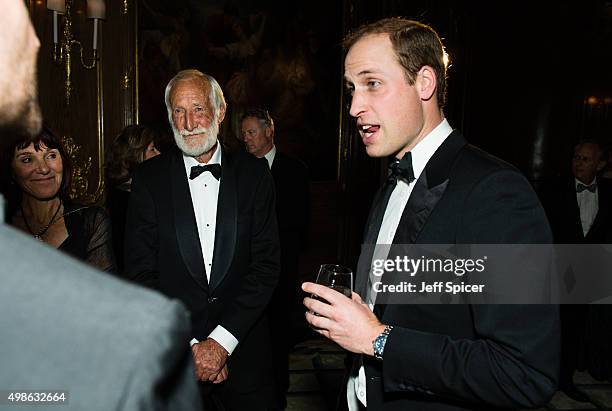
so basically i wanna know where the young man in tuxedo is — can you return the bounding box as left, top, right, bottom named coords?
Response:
left=0, top=2, right=201, bottom=410
left=125, top=70, right=280, bottom=410
left=241, top=108, right=310, bottom=408
left=303, top=18, right=559, bottom=410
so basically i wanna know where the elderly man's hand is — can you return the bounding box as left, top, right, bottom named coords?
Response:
left=302, top=282, right=386, bottom=355
left=212, top=365, right=228, bottom=384
left=191, top=338, right=228, bottom=382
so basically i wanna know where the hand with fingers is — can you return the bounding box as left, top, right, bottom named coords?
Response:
left=302, top=281, right=386, bottom=356
left=191, top=338, right=229, bottom=383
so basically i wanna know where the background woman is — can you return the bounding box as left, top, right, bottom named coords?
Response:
left=105, top=124, right=161, bottom=272
left=1, top=126, right=116, bottom=272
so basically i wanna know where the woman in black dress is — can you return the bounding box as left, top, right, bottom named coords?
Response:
left=1, top=126, right=115, bottom=272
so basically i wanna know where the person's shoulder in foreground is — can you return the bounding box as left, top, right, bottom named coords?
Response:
left=0, top=223, right=202, bottom=411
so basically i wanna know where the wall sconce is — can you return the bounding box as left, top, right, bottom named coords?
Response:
left=47, top=0, right=106, bottom=105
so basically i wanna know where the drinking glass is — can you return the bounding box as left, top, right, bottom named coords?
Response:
left=315, top=264, right=353, bottom=298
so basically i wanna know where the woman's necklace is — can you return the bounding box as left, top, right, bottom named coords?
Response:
left=21, top=200, right=62, bottom=241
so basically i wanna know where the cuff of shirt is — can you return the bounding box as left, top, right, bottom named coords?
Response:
left=208, top=326, right=239, bottom=356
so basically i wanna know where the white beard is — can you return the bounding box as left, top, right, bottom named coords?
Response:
left=172, top=119, right=219, bottom=157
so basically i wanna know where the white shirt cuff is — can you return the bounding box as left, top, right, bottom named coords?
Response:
left=208, top=325, right=239, bottom=356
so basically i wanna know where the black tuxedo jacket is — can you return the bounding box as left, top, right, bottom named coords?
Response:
left=124, top=146, right=280, bottom=395
left=547, top=177, right=612, bottom=244
left=269, top=150, right=310, bottom=302
left=353, top=131, right=559, bottom=410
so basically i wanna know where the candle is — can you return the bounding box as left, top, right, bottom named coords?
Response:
left=93, top=19, right=98, bottom=50
left=87, top=0, right=105, bottom=51
left=53, top=11, right=58, bottom=44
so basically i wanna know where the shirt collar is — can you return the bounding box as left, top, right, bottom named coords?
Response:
left=182, top=140, right=222, bottom=175
left=263, top=145, right=276, bottom=169
left=409, top=118, right=453, bottom=181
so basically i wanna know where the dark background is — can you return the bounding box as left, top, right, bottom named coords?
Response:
left=31, top=0, right=612, bottom=272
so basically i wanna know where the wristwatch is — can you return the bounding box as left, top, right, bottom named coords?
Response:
left=372, top=325, right=393, bottom=360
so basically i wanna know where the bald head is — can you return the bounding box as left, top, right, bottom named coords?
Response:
left=0, top=0, right=42, bottom=138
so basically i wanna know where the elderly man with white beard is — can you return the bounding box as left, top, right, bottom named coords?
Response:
left=124, top=69, right=281, bottom=410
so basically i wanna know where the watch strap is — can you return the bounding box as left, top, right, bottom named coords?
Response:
left=373, top=325, right=393, bottom=360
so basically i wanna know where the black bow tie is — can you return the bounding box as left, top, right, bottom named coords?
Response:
left=190, top=164, right=221, bottom=180
left=576, top=182, right=596, bottom=193
left=387, top=152, right=415, bottom=185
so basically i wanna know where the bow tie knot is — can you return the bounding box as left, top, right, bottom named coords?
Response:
left=387, top=152, right=415, bottom=185
left=576, top=182, right=596, bottom=193
left=190, top=164, right=221, bottom=180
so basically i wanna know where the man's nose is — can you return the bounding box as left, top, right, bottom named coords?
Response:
left=185, top=112, right=197, bottom=131
left=348, top=91, right=365, bottom=118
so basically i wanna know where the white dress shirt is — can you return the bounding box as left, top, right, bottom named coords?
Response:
left=575, top=178, right=599, bottom=236
left=184, top=143, right=238, bottom=355
left=263, top=145, right=277, bottom=169
left=348, top=119, right=454, bottom=409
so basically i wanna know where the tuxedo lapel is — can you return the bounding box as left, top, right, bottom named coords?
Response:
left=357, top=131, right=465, bottom=296
left=586, top=180, right=611, bottom=240
left=568, top=182, right=583, bottom=235
left=209, top=148, right=237, bottom=291
left=393, top=173, right=448, bottom=244
left=393, top=131, right=464, bottom=244
left=170, top=150, right=209, bottom=292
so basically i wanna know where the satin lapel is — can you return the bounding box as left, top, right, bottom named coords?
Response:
left=392, top=131, right=465, bottom=244
left=376, top=132, right=463, bottom=318
left=393, top=173, right=449, bottom=244
left=171, top=150, right=209, bottom=292
left=209, top=148, right=237, bottom=291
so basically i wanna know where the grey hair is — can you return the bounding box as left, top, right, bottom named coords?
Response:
left=164, top=69, right=227, bottom=124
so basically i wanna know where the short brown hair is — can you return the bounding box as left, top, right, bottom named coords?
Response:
left=343, top=17, right=448, bottom=107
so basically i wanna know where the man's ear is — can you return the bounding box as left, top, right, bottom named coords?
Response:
left=265, top=126, right=273, bottom=138
left=417, top=66, right=437, bottom=102
left=217, top=105, right=227, bottom=124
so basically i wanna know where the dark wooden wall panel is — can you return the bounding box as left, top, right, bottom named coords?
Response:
left=28, top=0, right=137, bottom=203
